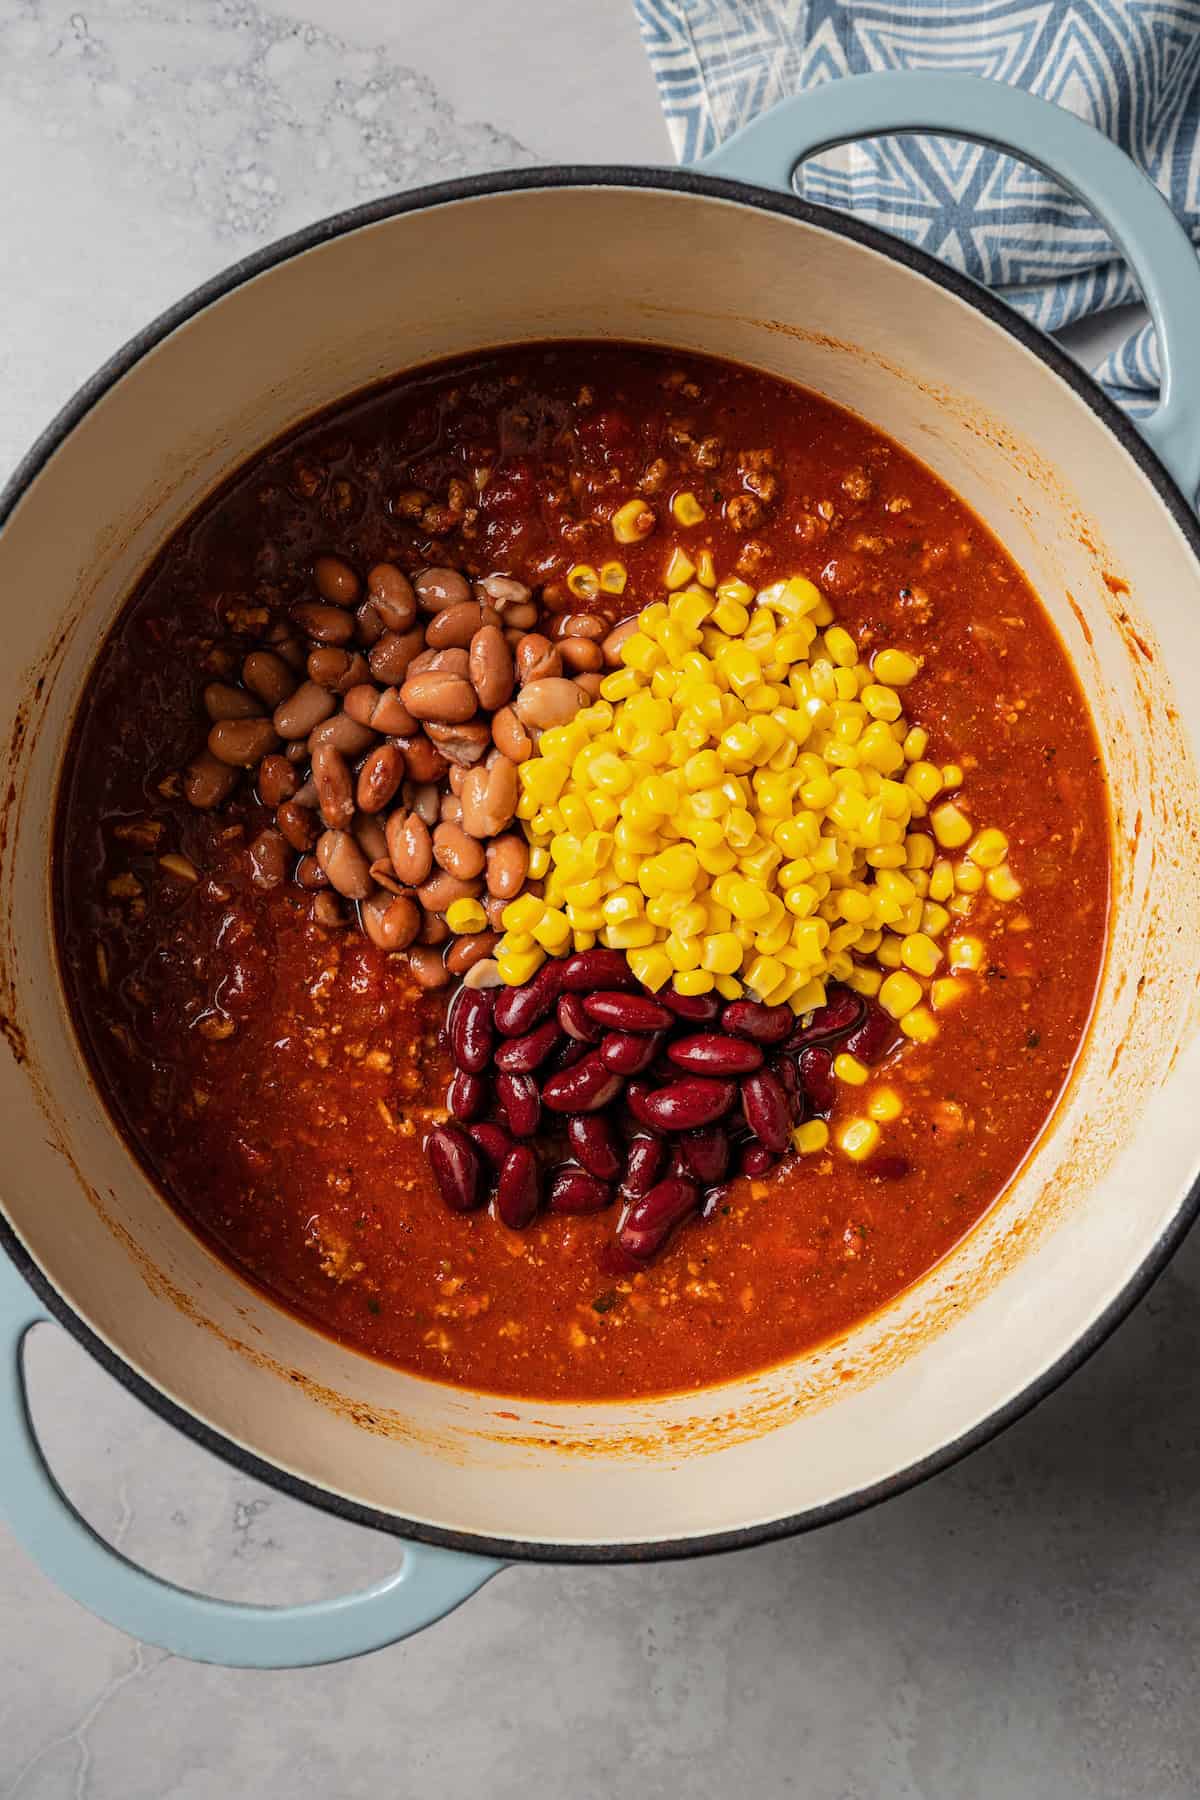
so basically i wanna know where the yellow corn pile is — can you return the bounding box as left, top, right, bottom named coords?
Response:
left=484, top=568, right=1020, bottom=1042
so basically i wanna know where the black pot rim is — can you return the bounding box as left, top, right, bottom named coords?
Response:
left=3, top=162, right=1199, bottom=1568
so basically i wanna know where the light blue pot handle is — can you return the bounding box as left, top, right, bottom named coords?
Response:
left=0, top=1253, right=503, bottom=1666
left=699, top=71, right=1200, bottom=508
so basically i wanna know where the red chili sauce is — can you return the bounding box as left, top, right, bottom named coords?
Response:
left=55, top=344, right=1109, bottom=1400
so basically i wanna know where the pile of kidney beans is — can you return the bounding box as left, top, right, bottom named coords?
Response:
left=423, top=947, right=905, bottom=1270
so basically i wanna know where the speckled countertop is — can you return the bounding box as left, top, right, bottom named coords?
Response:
left=1, top=5, right=1194, bottom=1797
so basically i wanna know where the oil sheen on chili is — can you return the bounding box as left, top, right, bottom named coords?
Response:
left=55, top=343, right=1109, bottom=1402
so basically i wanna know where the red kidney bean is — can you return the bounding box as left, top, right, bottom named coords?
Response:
left=742, top=1069, right=790, bottom=1153
left=618, top=1176, right=699, bottom=1260
left=466, top=1121, right=513, bottom=1168
left=493, top=962, right=560, bottom=1036
left=843, top=998, right=900, bottom=1066
left=448, top=985, right=495, bottom=1074
left=496, top=1145, right=541, bottom=1229
left=494, top=1018, right=562, bottom=1073
left=549, top=1035, right=590, bottom=1073
left=547, top=1166, right=613, bottom=1214
left=496, top=1071, right=540, bottom=1138
left=721, top=1000, right=793, bottom=1045
left=629, top=1078, right=737, bottom=1132
left=582, top=991, right=673, bottom=1033
left=599, top=1031, right=661, bottom=1075
left=567, top=1114, right=622, bottom=1180
left=621, top=1132, right=667, bottom=1199
left=739, top=1141, right=776, bottom=1178
left=541, top=1053, right=624, bottom=1114
left=865, top=1154, right=912, bottom=1181
left=798, top=1046, right=837, bottom=1115
left=702, top=1181, right=734, bottom=1218
left=786, top=983, right=864, bottom=1051
left=666, top=1033, right=763, bottom=1076
left=558, top=992, right=602, bottom=1042
left=447, top=1067, right=488, bottom=1123
left=773, top=1056, right=801, bottom=1116
left=660, top=990, right=722, bottom=1024
left=426, top=1123, right=484, bottom=1213
left=556, top=949, right=637, bottom=992
left=679, top=1125, right=731, bottom=1185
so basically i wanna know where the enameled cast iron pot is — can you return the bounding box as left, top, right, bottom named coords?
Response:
left=3, top=73, right=1200, bottom=1667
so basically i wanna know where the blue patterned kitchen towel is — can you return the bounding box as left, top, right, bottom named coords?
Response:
left=632, top=0, right=1200, bottom=413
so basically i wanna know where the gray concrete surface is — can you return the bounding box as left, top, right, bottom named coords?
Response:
left=1, top=2, right=1187, bottom=1795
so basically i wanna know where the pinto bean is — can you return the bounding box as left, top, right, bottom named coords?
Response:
left=490, top=704, right=533, bottom=763
left=602, top=617, right=639, bottom=666
left=417, top=869, right=483, bottom=912
left=424, top=719, right=492, bottom=768
left=400, top=670, right=477, bottom=725
left=426, top=601, right=488, bottom=649
left=312, top=743, right=355, bottom=830
left=552, top=612, right=605, bottom=641
left=273, top=680, right=336, bottom=739
left=344, top=682, right=384, bottom=726
left=412, top=650, right=471, bottom=683
left=574, top=672, right=604, bottom=700
left=311, top=892, right=346, bottom=929
left=314, top=554, right=360, bottom=605
left=432, top=822, right=486, bottom=880
left=257, top=753, right=298, bottom=807
left=366, top=562, right=417, bottom=631
left=468, top=625, right=514, bottom=711
left=353, top=813, right=389, bottom=864
left=440, top=793, right=463, bottom=826
left=387, top=810, right=433, bottom=885
left=203, top=681, right=263, bottom=722
left=277, top=798, right=318, bottom=851
left=395, top=733, right=450, bottom=784
left=207, top=717, right=279, bottom=767
left=515, top=633, right=561, bottom=683
left=242, top=650, right=297, bottom=708
left=460, top=757, right=518, bottom=839
left=408, top=945, right=451, bottom=990
left=514, top=677, right=586, bottom=730
left=361, top=891, right=421, bottom=951
left=307, top=647, right=371, bottom=692
left=445, top=931, right=500, bottom=975
left=484, top=830, right=528, bottom=899
left=419, top=910, right=450, bottom=946
left=414, top=566, right=471, bottom=611
left=295, top=853, right=329, bottom=890
left=370, top=688, right=417, bottom=735
left=248, top=827, right=288, bottom=889
left=356, top=743, right=405, bottom=814
left=355, top=599, right=384, bottom=647
left=180, top=751, right=235, bottom=810
left=308, top=713, right=376, bottom=756
left=316, top=828, right=373, bottom=899
left=559, top=636, right=604, bottom=673
left=476, top=573, right=531, bottom=611
left=368, top=627, right=425, bottom=685
left=292, top=601, right=355, bottom=645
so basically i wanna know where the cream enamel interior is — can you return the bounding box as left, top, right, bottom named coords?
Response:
left=2, top=183, right=1200, bottom=1550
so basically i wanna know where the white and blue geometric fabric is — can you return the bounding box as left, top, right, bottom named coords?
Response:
left=632, top=0, right=1200, bottom=412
